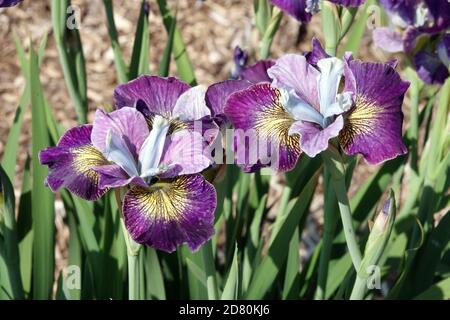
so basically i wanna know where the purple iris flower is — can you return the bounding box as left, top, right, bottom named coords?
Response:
left=0, top=0, right=21, bottom=7
left=224, top=39, right=409, bottom=172
left=414, top=34, right=450, bottom=85
left=374, top=0, right=450, bottom=53
left=40, top=77, right=218, bottom=253
left=271, top=0, right=365, bottom=23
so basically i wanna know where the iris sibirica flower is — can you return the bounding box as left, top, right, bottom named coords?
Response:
left=0, top=0, right=21, bottom=7
left=413, top=34, right=450, bottom=85
left=224, top=39, right=409, bottom=172
left=374, top=0, right=450, bottom=53
left=271, top=0, right=365, bottom=23
left=40, top=76, right=218, bottom=253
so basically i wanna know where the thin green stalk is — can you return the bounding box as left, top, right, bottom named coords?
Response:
left=127, top=252, right=141, bottom=300
left=322, top=149, right=362, bottom=271
left=51, top=0, right=88, bottom=123
left=350, top=276, right=367, bottom=300
left=259, top=8, right=282, bottom=59
left=116, top=189, right=142, bottom=300
left=314, top=168, right=339, bottom=299
left=202, top=240, right=219, bottom=300
left=321, top=1, right=341, bottom=56
left=103, top=0, right=129, bottom=83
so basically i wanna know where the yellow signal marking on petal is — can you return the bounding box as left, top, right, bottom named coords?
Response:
left=129, top=177, right=190, bottom=222
left=146, top=115, right=187, bottom=134
left=339, top=95, right=380, bottom=148
left=72, top=145, right=108, bottom=182
left=253, top=85, right=300, bottom=153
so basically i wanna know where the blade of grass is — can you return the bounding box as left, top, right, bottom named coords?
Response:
left=0, top=165, right=24, bottom=299
left=156, top=0, right=196, bottom=85
left=16, top=156, right=33, bottom=298
left=129, top=0, right=150, bottom=79
left=245, top=170, right=319, bottom=299
left=103, top=0, right=129, bottom=83
left=29, top=43, right=55, bottom=299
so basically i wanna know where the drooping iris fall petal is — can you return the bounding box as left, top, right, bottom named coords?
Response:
left=122, top=174, right=216, bottom=253
left=39, top=125, right=109, bottom=200
left=339, top=56, right=409, bottom=164
left=224, top=83, right=301, bottom=172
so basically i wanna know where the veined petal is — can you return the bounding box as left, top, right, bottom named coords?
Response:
left=289, top=116, right=344, bottom=158
left=224, top=83, right=301, bottom=172
left=317, top=57, right=345, bottom=115
left=205, top=80, right=251, bottom=119
left=114, top=76, right=190, bottom=118
left=39, top=125, right=109, bottom=200
left=159, top=129, right=212, bottom=177
left=268, top=54, right=321, bottom=110
left=91, top=107, right=149, bottom=157
left=139, top=115, right=170, bottom=179
left=339, top=60, right=409, bottom=164
left=122, top=174, right=216, bottom=253
left=172, top=85, right=211, bottom=121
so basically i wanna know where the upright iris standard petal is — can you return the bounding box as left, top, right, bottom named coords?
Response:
left=268, top=54, right=321, bottom=110
left=205, top=80, right=251, bottom=126
left=39, top=125, right=109, bottom=200
left=114, top=76, right=190, bottom=118
left=339, top=58, right=409, bottom=164
left=91, top=107, right=149, bottom=157
left=240, top=60, right=275, bottom=83
left=0, top=0, right=21, bottom=7
left=271, top=0, right=312, bottom=22
left=171, top=85, right=211, bottom=121
left=122, top=174, right=216, bottom=253
left=224, top=83, right=301, bottom=172
left=305, top=38, right=330, bottom=66
left=138, top=115, right=171, bottom=179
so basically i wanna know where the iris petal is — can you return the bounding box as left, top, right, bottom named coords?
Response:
left=122, top=174, right=216, bottom=253
left=39, top=125, right=109, bottom=200
left=104, top=130, right=139, bottom=177
left=139, top=115, right=170, bottom=179
left=317, top=57, right=345, bottom=116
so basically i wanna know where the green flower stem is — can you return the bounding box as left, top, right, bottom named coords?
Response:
left=202, top=240, right=219, bottom=300
left=321, top=1, right=341, bottom=56
left=350, top=276, right=367, bottom=300
left=115, top=189, right=142, bottom=300
left=322, top=148, right=362, bottom=271
left=259, top=8, right=283, bottom=59
left=314, top=167, right=339, bottom=300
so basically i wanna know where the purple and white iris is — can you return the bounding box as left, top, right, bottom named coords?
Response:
left=40, top=76, right=217, bottom=253
left=224, top=39, right=409, bottom=171
left=373, top=0, right=450, bottom=84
